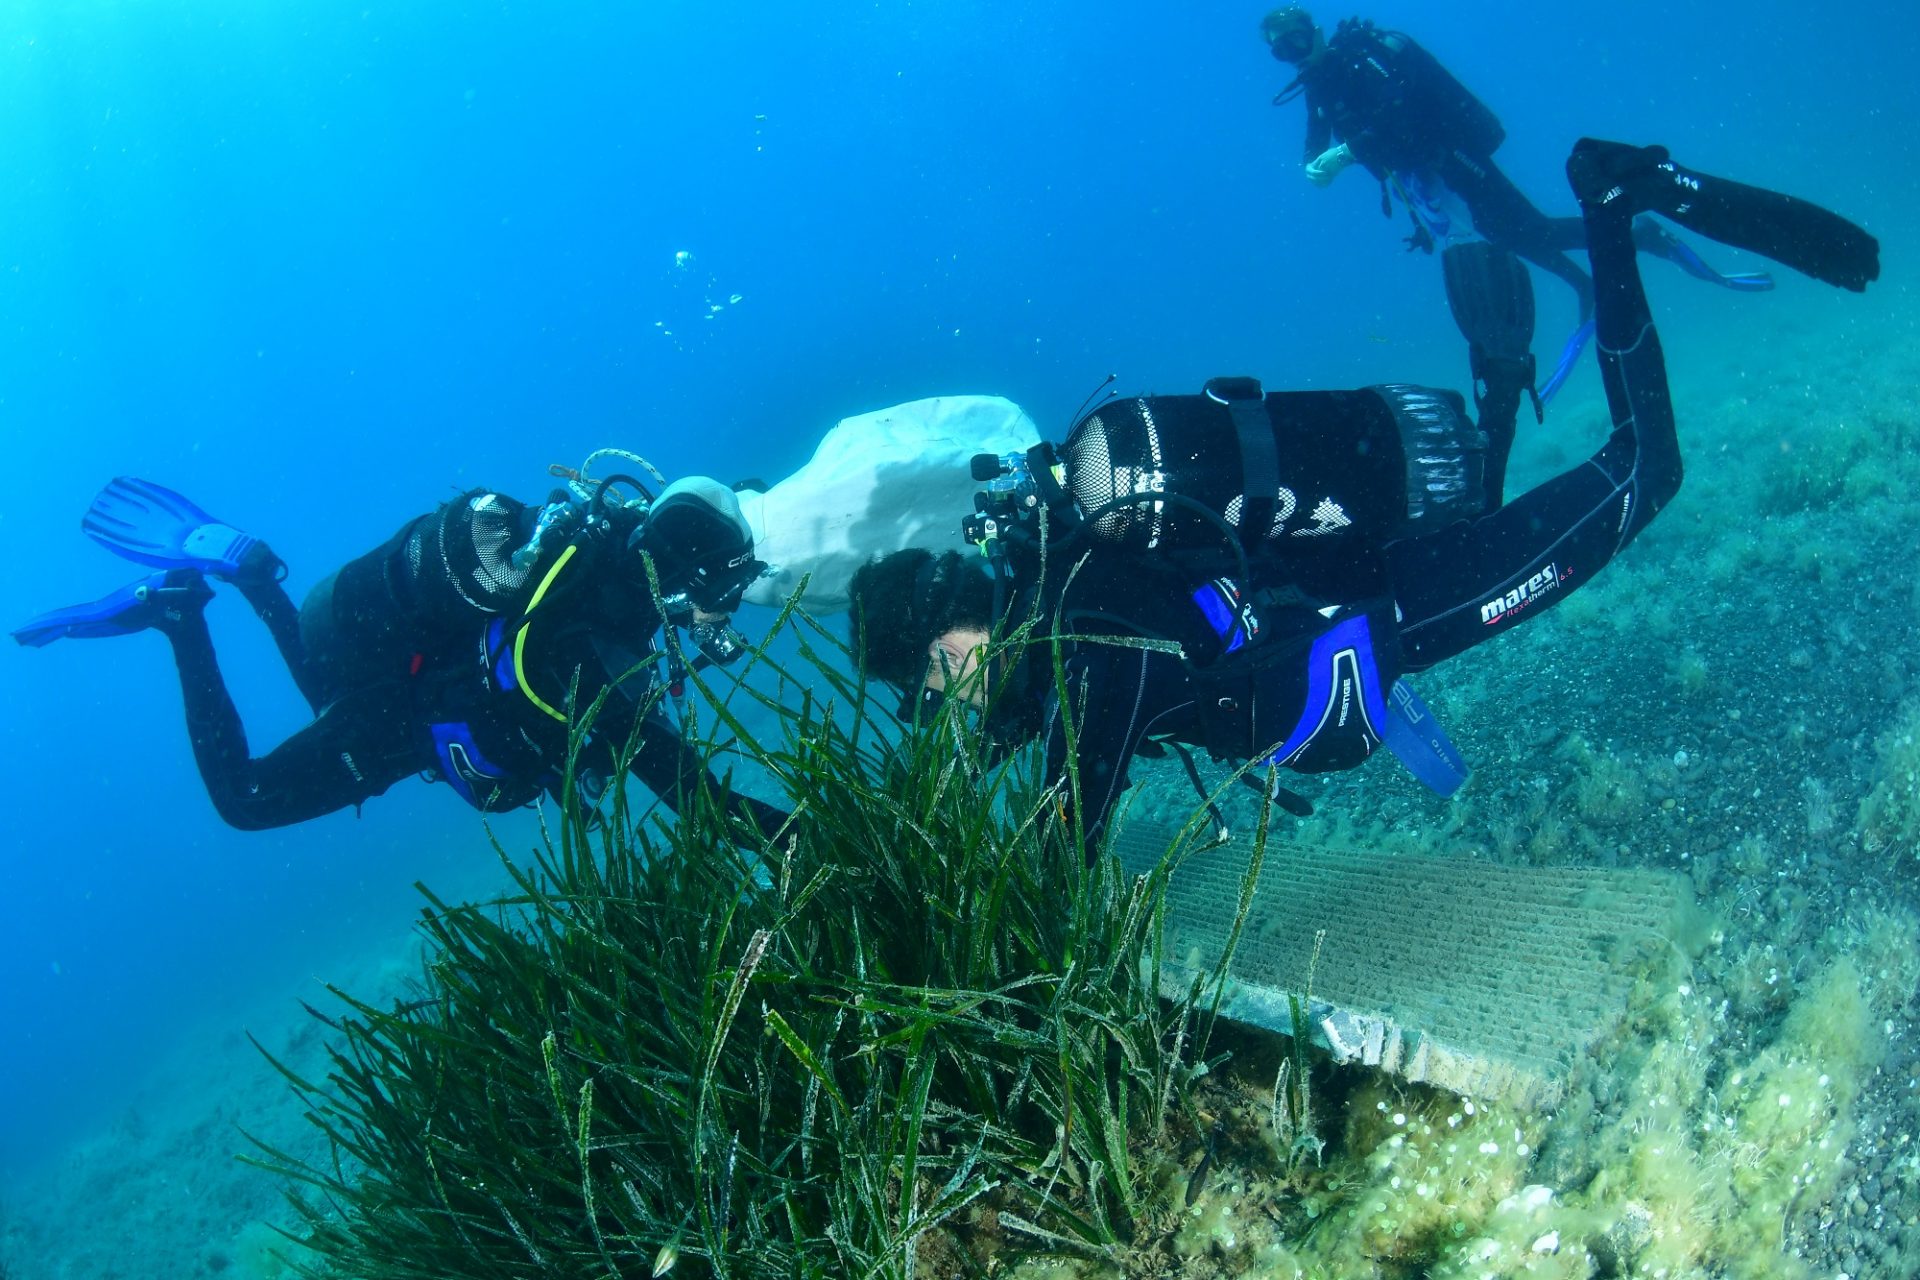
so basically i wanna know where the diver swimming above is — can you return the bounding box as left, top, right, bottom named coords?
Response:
left=13, top=465, right=788, bottom=834
left=1260, top=7, right=1791, bottom=400
left=846, top=139, right=1879, bottom=850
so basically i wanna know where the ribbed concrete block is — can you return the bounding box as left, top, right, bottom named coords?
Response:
left=1109, top=819, right=1688, bottom=1111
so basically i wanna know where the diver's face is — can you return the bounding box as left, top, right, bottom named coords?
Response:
left=923, top=626, right=992, bottom=709
left=1266, top=24, right=1317, bottom=64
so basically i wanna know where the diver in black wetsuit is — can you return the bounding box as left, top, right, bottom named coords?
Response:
left=1262, top=6, right=1599, bottom=315
left=846, top=140, right=1879, bottom=847
left=1260, top=5, right=1782, bottom=393
left=14, top=473, right=787, bottom=834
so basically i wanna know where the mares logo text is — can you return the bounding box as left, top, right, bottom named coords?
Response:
left=1480, top=563, right=1567, bottom=626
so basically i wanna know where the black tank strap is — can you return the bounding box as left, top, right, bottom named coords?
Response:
left=1205, top=377, right=1277, bottom=552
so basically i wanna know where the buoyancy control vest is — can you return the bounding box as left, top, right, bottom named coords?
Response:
left=1311, top=20, right=1505, bottom=172
left=297, top=489, right=656, bottom=809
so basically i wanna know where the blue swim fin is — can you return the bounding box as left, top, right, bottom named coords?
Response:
left=82, top=477, right=276, bottom=581
left=1380, top=679, right=1469, bottom=797
left=1634, top=217, right=1775, bottom=292
left=11, top=570, right=211, bottom=648
left=1539, top=318, right=1596, bottom=404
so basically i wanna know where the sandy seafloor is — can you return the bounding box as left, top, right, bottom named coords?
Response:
left=3, top=288, right=1917, bottom=1278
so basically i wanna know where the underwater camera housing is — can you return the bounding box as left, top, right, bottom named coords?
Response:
left=963, top=444, right=1069, bottom=563
left=658, top=590, right=752, bottom=668
left=688, top=616, right=749, bottom=667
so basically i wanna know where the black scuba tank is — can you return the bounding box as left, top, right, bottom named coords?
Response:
left=296, top=491, right=542, bottom=703
left=1053, top=380, right=1487, bottom=560
left=1323, top=21, right=1505, bottom=169
left=1396, top=33, right=1505, bottom=158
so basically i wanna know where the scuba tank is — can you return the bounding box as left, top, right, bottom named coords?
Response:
left=967, top=376, right=1487, bottom=577
left=1320, top=21, right=1506, bottom=170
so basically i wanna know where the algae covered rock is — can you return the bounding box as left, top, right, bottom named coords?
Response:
left=1860, top=699, right=1920, bottom=863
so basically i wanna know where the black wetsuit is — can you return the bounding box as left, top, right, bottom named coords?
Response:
left=160, top=492, right=776, bottom=832
left=1032, top=151, right=1684, bottom=843
left=1293, top=21, right=1596, bottom=315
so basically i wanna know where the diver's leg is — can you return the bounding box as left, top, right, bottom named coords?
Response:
left=220, top=547, right=331, bottom=714
left=233, top=578, right=327, bottom=714
left=1569, top=139, right=1879, bottom=291
left=1444, top=155, right=1781, bottom=290
left=1390, top=136, right=1881, bottom=667
left=622, top=702, right=790, bottom=834
left=164, top=608, right=420, bottom=829
left=1442, top=152, right=1596, bottom=319
left=1517, top=248, right=1595, bottom=324
left=1389, top=142, right=1678, bottom=671
left=1447, top=156, right=1591, bottom=253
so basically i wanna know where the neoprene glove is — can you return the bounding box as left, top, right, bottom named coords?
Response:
left=1305, top=142, right=1356, bottom=187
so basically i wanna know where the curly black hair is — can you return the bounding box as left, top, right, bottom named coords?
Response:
left=846, top=549, right=997, bottom=687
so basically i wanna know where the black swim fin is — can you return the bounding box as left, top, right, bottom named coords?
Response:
left=1443, top=241, right=1536, bottom=363
left=1443, top=241, right=1541, bottom=430
left=1567, top=138, right=1879, bottom=292
left=1443, top=241, right=1539, bottom=505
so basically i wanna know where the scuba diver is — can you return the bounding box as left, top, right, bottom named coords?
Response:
left=13, top=461, right=788, bottom=833
left=1260, top=6, right=1776, bottom=399
left=847, top=139, right=1878, bottom=849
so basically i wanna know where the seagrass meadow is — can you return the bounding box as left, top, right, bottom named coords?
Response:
left=239, top=599, right=1306, bottom=1280
left=5, top=315, right=1920, bottom=1280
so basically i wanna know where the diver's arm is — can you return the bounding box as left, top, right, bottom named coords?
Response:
left=551, top=617, right=786, bottom=831
left=1303, top=109, right=1333, bottom=164
left=1306, top=142, right=1356, bottom=187
left=1039, top=643, right=1179, bottom=855
left=621, top=706, right=715, bottom=815
left=620, top=702, right=790, bottom=834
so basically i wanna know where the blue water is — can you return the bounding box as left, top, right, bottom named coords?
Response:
left=0, top=0, right=1913, bottom=1179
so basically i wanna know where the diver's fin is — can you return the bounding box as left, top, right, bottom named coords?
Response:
left=82, top=477, right=280, bottom=582
left=11, top=570, right=211, bottom=648
left=1568, top=138, right=1879, bottom=292
left=1442, top=241, right=1535, bottom=361
left=1381, top=679, right=1469, bottom=798
left=1443, top=241, right=1541, bottom=421
left=1539, top=319, right=1596, bottom=404
left=1633, top=218, right=1775, bottom=292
